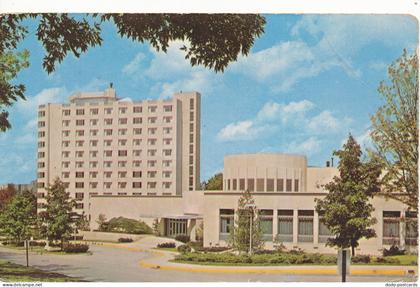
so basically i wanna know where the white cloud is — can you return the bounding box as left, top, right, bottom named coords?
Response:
left=356, top=129, right=374, bottom=150
left=286, top=137, right=322, bottom=156
left=368, top=61, right=388, bottom=72
left=16, top=87, right=66, bottom=115
left=217, top=120, right=266, bottom=142
left=122, top=52, right=146, bottom=75
left=217, top=99, right=351, bottom=142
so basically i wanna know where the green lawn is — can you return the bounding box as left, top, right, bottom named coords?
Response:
left=386, top=255, right=418, bottom=265
left=0, top=259, right=84, bottom=282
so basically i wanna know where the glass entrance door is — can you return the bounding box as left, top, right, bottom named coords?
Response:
left=165, top=219, right=188, bottom=237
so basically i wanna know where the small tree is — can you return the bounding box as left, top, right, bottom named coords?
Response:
left=75, top=213, right=90, bottom=233
left=229, top=190, right=263, bottom=254
left=96, top=214, right=108, bottom=231
left=204, top=173, right=223, bottom=190
left=315, top=135, right=382, bottom=256
left=370, top=50, right=418, bottom=212
left=0, top=184, right=16, bottom=211
left=38, top=178, right=76, bottom=249
left=0, top=190, right=36, bottom=243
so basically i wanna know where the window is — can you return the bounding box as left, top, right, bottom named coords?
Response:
left=119, top=118, right=127, bottom=125
left=104, top=161, right=112, bottom=168
left=147, top=182, right=157, bottom=189
left=148, top=117, right=157, bottom=124
left=105, top=108, right=113, bottom=114
left=260, top=210, right=273, bottom=241
left=163, top=160, right=172, bottom=167
left=133, top=182, right=142, bottom=188
left=232, top=179, right=237, bottom=190
left=62, top=162, right=70, bottom=168
left=190, top=123, right=194, bottom=132
left=148, top=149, right=156, bottom=156
left=294, top=179, right=299, bottom=192
left=89, top=151, right=97, bottom=158
left=38, top=141, right=45, bottom=148
left=189, top=144, right=193, bottom=153
left=189, top=133, right=194, bottom=143
left=256, top=178, right=264, bottom=191
left=104, top=172, right=112, bottom=178
left=75, top=161, right=84, bottom=168
left=62, top=130, right=69, bottom=137
left=76, top=130, right=84, bottom=136
left=227, top=179, right=230, bottom=190
left=76, top=203, right=84, bottom=209
left=190, top=111, right=194, bottom=121
left=104, top=140, right=112, bottom=146
left=38, top=162, right=45, bottom=168
left=133, top=171, right=142, bottom=178
left=133, top=160, right=141, bottom=167
left=75, top=192, right=84, bottom=200
left=119, top=107, right=127, bottom=114
left=90, top=140, right=98, bottom=147
left=148, top=106, right=157, bottom=113
left=163, top=171, right=171, bottom=178
left=247, top=178, right=255, bottom=191
left=118, top=192, right=127, bottom=196
left=90, top=129, right=98, bottom=136
left=298, top=210, right=314, bottom=242
left=104, top=150, right=112, bottom=157
left=163, top=149, right=172, bottom=156
left=148, top=160, right=156, bottom=167
left=89, top=161, right=98, bottom=168
left=405, top=211, right=418, bottom=246
left=90, top=108, right=98, bottom=115
left=163, top=182, right=171, bottom=189
left=118, top=172, right=127, bottom=178
left=75, top=172, right=84, bottom=178
left=118, top=161, right=127, bottom=168
left=76, top=140, right=84, bottom=147
left=286, top=179, right=292, bottom=192
left=90, top=119, right=98, bottom=126
left=133, top=128, right=142, bottom=135
left=239, top=178, right=245, bottom=190
left=163, top=127, right=172, bottom=134
left=61, top=151, right=69, bottom=158
left=118, top=150, right=127, bottom=157
left=163, top=138, right=172, bottom=145
left=133, top=150, right=141, bottom=156
left=163, top=116, right=172, bottom=123
left=148, top=139, right=157, bottom=146
left=318, top=212, right=333, bottom=243
left=277, top=210, right=293, bottom=242
left=189, top=166, right=193, bottom=176
left=383, top=211, right=401, bottom=245
left=38, top=121, right=45, bottom=127
left=277, top=179, right=284, bottom=192
left=104, top=119, right=113, bottom=125
left=133, top=139, right=141, bottom=146
left=38, top=172, right=45, bottom=178
left=266, top=179, right=274, bottom=192
left=62, top=141, right=70, bottom=147
left=90, top=182, right=98, bottom=189
left=220, top=209, right=234, bottom=240
left=189, top=155, right=193, bottom=164
left=63, top=109, right=70, bottom=116
left=104, top=182, right=112, bottom=189
left=75, top=182, right=84, bottom=189
left=190, top=98, right=194, bottom=110
left=39, top=131, right=46, bottom=137
left=76, top=119, right=84, bottom=126
left=62, top=120, right=70, bottom=127
left=76, top=151, right=84, bottom=158
left=148, top=128, right=156, bottom=135
left=133, top=106, right=142, bottom=113
left=89, top=171, right=98, bottom=178
left=76, top=109, right=84, bottom=115
left=38, top=110, right=45, bottom=117
left=164, top=105, right=172, bottom=112
left=147, top=171, right=157, bottom=178
left=133, top=117, right=142, bottom=124
left=189, top=177, right=193, bottom=186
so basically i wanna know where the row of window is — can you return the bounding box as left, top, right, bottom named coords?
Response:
left=58, top=116, right=174, bottom=127
left=52, top=170, right=173, bottom=179
left=219, top=209, right=418, bottom=245
left=60, top=105, right=174, bottom=117
left=225, top=178, right=300, bottom=192
left=50, top=159, right=174, bottom=169
left=56, top=138, right=174, bottom=148
left=58, top=127, right=173, bottom=137
left=60, top=149, right=173, bottom=158
left=38, top=181, right=172, bottom=190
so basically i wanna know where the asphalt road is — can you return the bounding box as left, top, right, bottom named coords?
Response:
left=0, top=245, right=416, bottom=282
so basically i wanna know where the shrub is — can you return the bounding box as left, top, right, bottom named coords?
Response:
left=30, top=241, right=46, bottom=247
left=105, top=217, right=153, bottom=234
left=157, top=242, right=176, bottom=248
left=200, top=246, right=230, bottom=252
left=375, top=256, right=400, bottom=264
left=177, top=244, right=192, bottom=253
left=175, top=235, right=190, bottom=243
left=351, top=255, right=371, bottom=264
left=63, top=243, right=89, bottom=253
left=118, top=237, right=133, bottom=243
left=383, top=244, right=405, bottom=256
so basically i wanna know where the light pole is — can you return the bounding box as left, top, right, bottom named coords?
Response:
left=244, top=203, right=256, bottom=255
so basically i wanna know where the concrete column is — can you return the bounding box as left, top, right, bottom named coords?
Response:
left=293, top=209, right=298, bottom=244
left=273, top=209, right=278, bottom=240
left=400, top=209, right=406, bottom=249
left=313, top=212, right=319, bottom=244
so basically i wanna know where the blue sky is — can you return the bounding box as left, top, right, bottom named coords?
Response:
left=0, top=14, right=418, bottom=184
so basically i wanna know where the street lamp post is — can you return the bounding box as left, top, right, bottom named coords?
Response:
left=244, top=203, right=256, bottom=255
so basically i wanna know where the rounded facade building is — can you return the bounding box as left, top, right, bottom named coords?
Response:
left=223, top=153, right=307, bottom=192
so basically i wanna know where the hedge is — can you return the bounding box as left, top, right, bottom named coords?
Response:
left=63, top=243, right=89, bottom=253
left=157, top=242, right=176, bottom=248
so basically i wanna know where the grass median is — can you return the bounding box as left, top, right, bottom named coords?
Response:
left=0, top=259, right=84, bottom=282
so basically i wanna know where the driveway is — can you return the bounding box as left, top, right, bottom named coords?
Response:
left=0, top=237, right=417, bottom=282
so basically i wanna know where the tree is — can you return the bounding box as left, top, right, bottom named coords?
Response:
left=0, top=190, right=36, bottom=243
left=75, top=212, right=90, bottom=232
left=0, top=13, right=266, bottom=131
left=229, top=189, right=263, bottom=254
left=204, top=172, right=223, bottom=190
left=370, top=50, right=418, bottom=212
left=0, top=184, right=16, bottom=211
left=95, top=213, right=108, bottom=231
left=38, top=178, right=76, bottom=249
left=315, top=135, right=382, bottom=256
